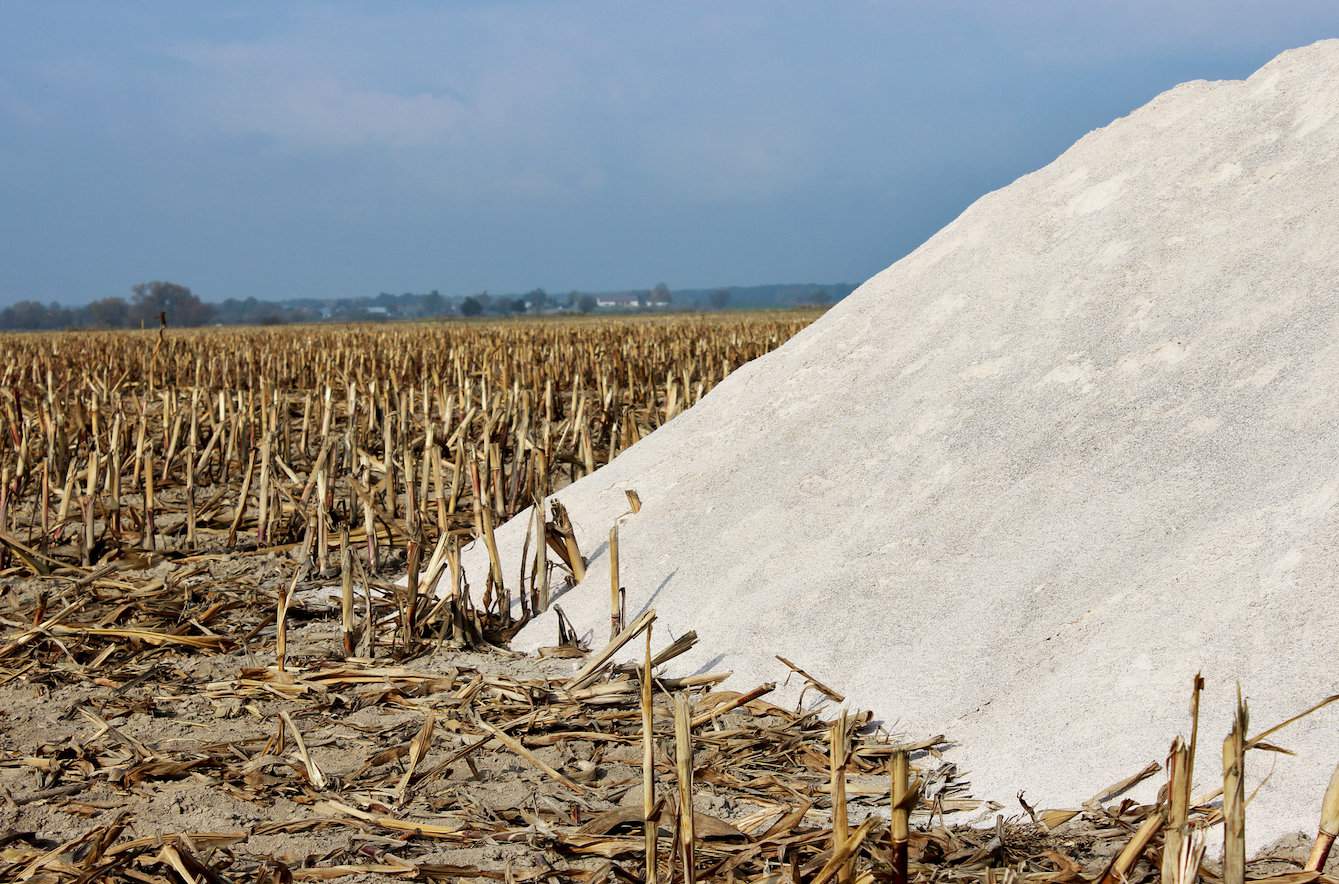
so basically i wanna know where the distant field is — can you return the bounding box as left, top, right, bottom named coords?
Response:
left=0, top=308, right=821, bottom=574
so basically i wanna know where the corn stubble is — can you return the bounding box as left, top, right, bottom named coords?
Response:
left=0, top=314, right=808, bottom=644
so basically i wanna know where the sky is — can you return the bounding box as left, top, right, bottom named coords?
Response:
left=1, top=2, right=1337, bottom=305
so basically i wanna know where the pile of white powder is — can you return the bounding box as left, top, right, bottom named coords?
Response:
left=447, top=40, right=1339, bottom=851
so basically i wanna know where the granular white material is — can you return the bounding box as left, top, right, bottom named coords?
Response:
left=447, top=40, right=1339, bottom=850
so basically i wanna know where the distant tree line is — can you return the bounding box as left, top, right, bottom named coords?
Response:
left=0, top=280, right=854, bottom=331
left=0, top=282, right=216, bottom=331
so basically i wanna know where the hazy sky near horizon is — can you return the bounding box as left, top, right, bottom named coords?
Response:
left=2, top=2, right=1337, bottom=305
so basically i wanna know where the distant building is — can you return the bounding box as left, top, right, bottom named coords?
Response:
left=594, top=293, right=669, bottom=309
left=596, top=295, right=643, bottom=309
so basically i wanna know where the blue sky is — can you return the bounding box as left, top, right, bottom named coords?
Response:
left=1, top=2, right=1337, bottom=304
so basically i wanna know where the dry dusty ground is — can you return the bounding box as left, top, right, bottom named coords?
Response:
left=0, top=551, right=1332, bottom=882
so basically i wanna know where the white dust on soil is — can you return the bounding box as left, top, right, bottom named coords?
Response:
left=446, top=40, right=1339, bottom=851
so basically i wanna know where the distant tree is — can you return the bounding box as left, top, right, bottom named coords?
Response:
left=565, top=291, right=580, bottom=309
left=708, top=288, right=731, bottom=310
left=811, top=291, right=832, bottom=307
left=510, top=298, right=528, bottom=313
left=422, top=290, right=446, bottom=315
left=459, top=296, right=483, bottom=317
left=526, top=288, right=549, bottom=311
left=650, top=282, right=672, bottom=306
left=47, top=303, right=74, bottom=328
left=1, top=301, right=55, bottom=330
left=85, top=297, right=129, bottom=328
left=130, top=281, right=213, bottom=327
left=1, top=300, right=77, bottom=329
left=577, top=294, right=598, bottom=314
left=635, top=290, right=649, bottom=309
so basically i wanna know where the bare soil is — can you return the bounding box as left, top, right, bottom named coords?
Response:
left=0, top=553, right=1328, bottom=882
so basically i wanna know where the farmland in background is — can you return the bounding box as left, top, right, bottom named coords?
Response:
left=0, top=311, right=820, bottom=628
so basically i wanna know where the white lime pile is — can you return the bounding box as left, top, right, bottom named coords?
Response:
left=449, top=40, right=1339, bottom=850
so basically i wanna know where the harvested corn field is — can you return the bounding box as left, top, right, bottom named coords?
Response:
left=0, top=310, right=1336, bottom=883
left=0, top=312, right=810, bottom=574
